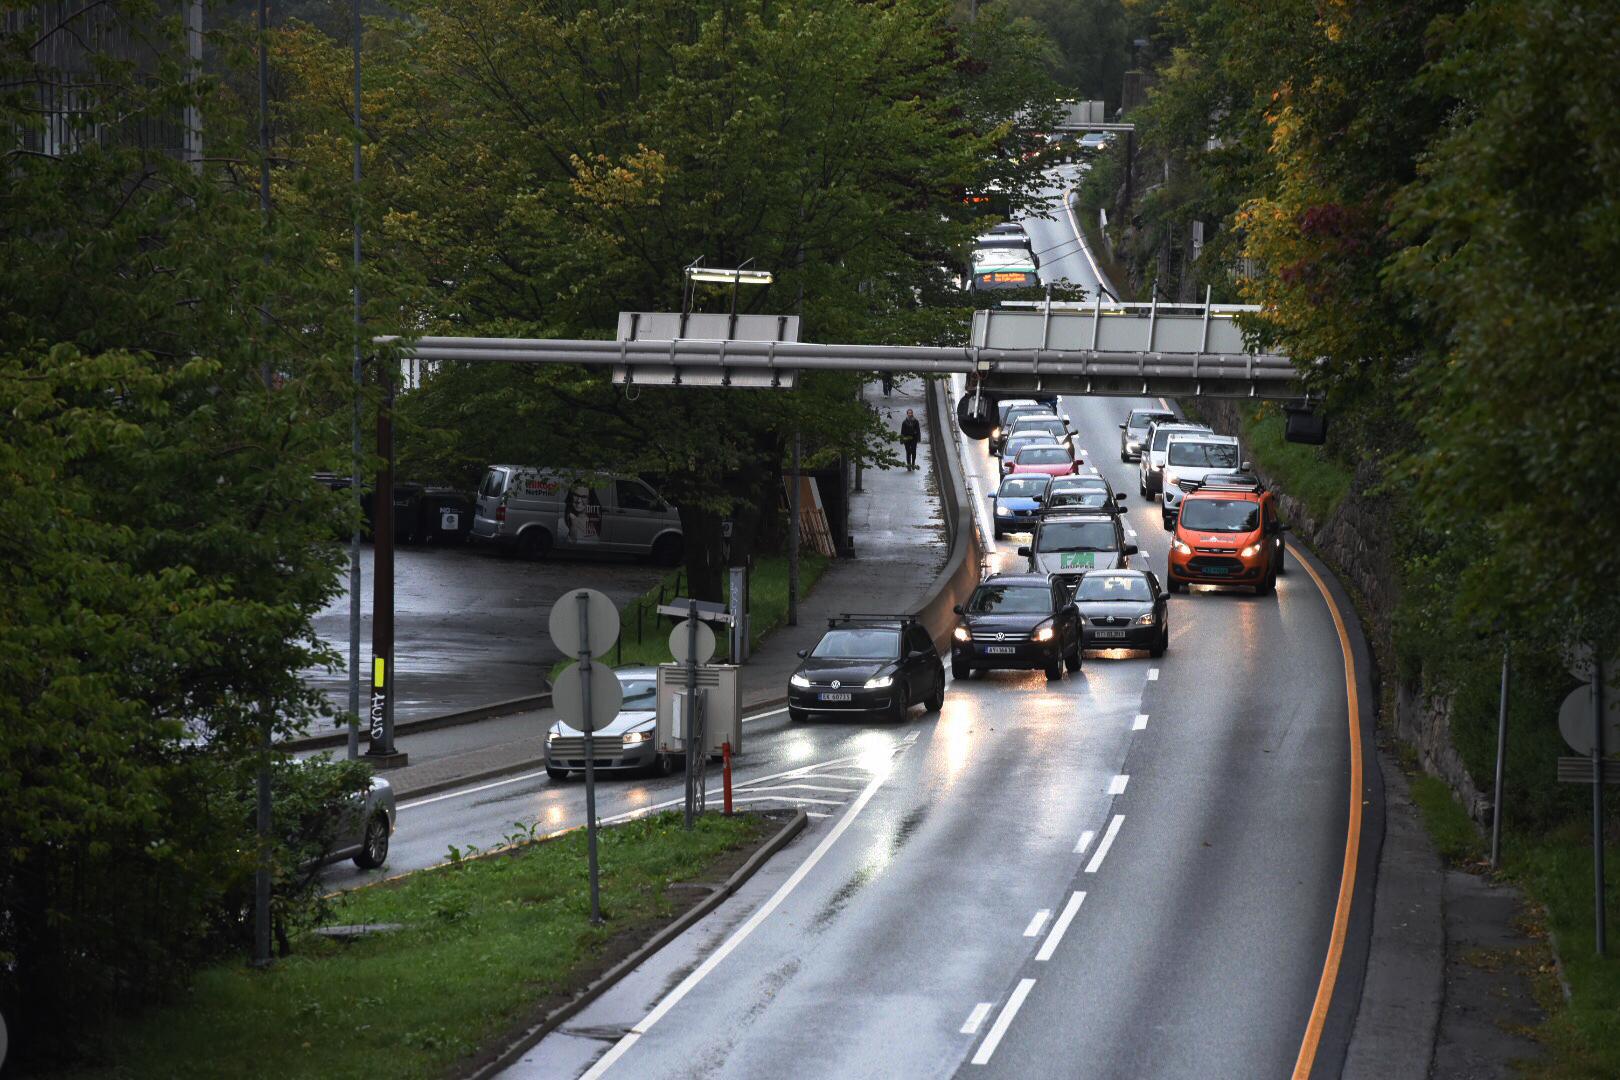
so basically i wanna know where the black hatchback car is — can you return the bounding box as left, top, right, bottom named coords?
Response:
left=788, top=616, right=945, bottom=723
left=950, top=573, right=1083, bottom=681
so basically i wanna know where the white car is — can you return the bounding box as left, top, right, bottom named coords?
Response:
left=545, top=666, right=680, bottom=779
left=1137, top=421, right=1212, bottom=498
left=1160, top=434, right=1244, bottom=528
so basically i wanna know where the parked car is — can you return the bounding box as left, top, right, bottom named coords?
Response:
left=470, top=466, right=683, bottom=563
left=950, top=573, right=1083, bottom=680
left=545, top=667, right=680, bottom=778
left=788, top=616, right=945, bottom=723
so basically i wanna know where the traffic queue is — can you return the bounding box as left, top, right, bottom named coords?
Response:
left=785, top=396, right=1285, bottom=723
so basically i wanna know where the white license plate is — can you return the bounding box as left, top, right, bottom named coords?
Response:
left=441, top=512, right=460, bottom=530
left=819, top=692, right=853, bottom=702
left=1094, top=630, right=1127, bottom=639
left=985, top=646, right=1017, bottom=655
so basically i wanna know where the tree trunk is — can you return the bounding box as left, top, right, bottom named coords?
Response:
left=678, top=503, right=726, bottom=602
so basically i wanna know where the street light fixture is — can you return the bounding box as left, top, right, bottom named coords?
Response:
left=686, top=267, right=774, bottom=286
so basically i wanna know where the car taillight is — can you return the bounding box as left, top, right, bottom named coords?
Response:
left=496, top=503, right=506, bottom=524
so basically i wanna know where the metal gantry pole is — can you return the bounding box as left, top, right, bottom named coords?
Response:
left=788, top=429, right=801, bottom=626
left=684, top=599, right=701, bottom=828
left=367, top=361, right=401, bottom=764
left=578, top=592, right=601, bottom=922
left=345, top=0, right=364, bottom=761
left=1490, top=644, right=1510, bottom=869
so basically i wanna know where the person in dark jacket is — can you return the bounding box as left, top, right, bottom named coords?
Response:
left=899, top=409, right=922, bottom=470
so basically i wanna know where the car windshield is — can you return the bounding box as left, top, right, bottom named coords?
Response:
left=1037, top=521, right=1117, bottom=552
left=618, top=677, right=658, bottom=709
left=1020, top=447, right=1070, bottom=465
left=1168, top=442, right=1240, bottom=468
left=1050, top=491, right=1109, bottom=510
left=1179, top=498, right=1260, bottom=532
left=998, top=476, right=1048, bottom=498
left=1013, top=419, right=1065, bottom=437
left=1128, top=411, right=1173, bottom=430
left=968, top=585, right=1051, bottom=614
left=1053, top=477, right=1106, bottom=493
left=1152, top=426, right=1203, bottom=452
left=1076, top=575, right=1151, bottom=602
left=811, top=628, right=899, bottom=660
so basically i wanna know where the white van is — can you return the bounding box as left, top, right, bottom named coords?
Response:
left=1159, top=435, right=1243, bottom=528
left=470, top=466, right=683, bottom=563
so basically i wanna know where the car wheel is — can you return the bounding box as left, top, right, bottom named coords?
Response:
left=889, top=683, right=911, bottom=723
left=1045, top=659, right=1063, bottom=681
left=788, top=706, right=810, bottom=723
left=1167, top=575, right=1186, bottom=594
left=1064, top=644, right=1082, bottom=672
left=1150, top=627, right=1168, bottom=658
left=650, top=752, right=681, bottom=778
left=925, top=673, right=946, bottom=711
left=650, top=534, right=683, bottom=566
left=352, top=811, right=390, bottom=870
left=545, top=765, right=569, bottom=781
left=951, top=658, right=970, bottom=681
left=1161, top=513, right=1174, bottom=531
left=1138, top=477, right=1148, bottom=497
left=1257, top=567, right=1277, bottom=595
left=521, top=528, right=553, bottom=560
left=1275, top=543, right=1286, bottom=575
left=993, top=527, right=1004, bottom=540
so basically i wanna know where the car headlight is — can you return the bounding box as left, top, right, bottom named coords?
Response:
left=1166, top=474, right=1180, bottom=488
left=1135, top=612, right=1156, bottom=625
left=864, top=674, right=894, bottom=689
left=1033, top=625, right=1055, bottom=642
left=991, top=426, right=1001, bottom=440
left=1240, top=543, right=1261, bottom=558
left=790, top=672, right=812, bottom=688
left=1171, top=538, right=1193, bottom=555
left=622, top=731, right=647, bottom=745
left=953, top=625, right=972, bottom=642
left=547, top=731, right=559, bottom=743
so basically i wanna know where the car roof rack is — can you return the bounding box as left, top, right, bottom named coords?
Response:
left=827, top=613, right=917, bottom=629
left=1180, top=472, right=1265, bottom=494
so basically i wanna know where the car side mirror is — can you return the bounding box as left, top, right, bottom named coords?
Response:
left=796, top=648, right=808, bottom=658
left=1032, top=495, right=1043, bottom=503
left=1115, top=492, right=1126, bottom=502
left=1118, top=422, right=1126, bottom=429
left=1123, top=543, right=1138, bottom=556
left=1242, top=460, right=1252, bottom=471
left=1017, top=545, right=1031, bottom=557
left=952, top=603, right=964, bottom=615
left=1278, top=523, right=1290, bottom=533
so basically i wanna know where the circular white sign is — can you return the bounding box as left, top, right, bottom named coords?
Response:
left=1558, top=683, right=1620, bottom=756
left=552, top=662, right=624, bottom=733
left=669, top=619, right=717, bottom=665
left=548, top=588, right=620, bottom=659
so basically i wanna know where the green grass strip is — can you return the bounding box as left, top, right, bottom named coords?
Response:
left=64, top=812, right=765, bottom=1080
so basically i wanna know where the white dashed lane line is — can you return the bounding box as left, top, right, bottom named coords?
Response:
left=1085, top=814, right=1125, bottom=874
left=1073, top=829, right=1096, bottom=855
left=1107, top=774, right=1130, bottom=795
left=1022, top=910, right=1051, bottom=938
left=1147, top=668, right=1160, bottom=681
left=1036, top=891, right=1086, bottom=962
left=1133, top=713, right=1149, bottom=730
left=972, top=979, right=1037, bottom=1065
left=961, top=1002, right=994, bottom=1036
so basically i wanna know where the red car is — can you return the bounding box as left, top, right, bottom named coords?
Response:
left=1009, top=444, right=1079, bottom=478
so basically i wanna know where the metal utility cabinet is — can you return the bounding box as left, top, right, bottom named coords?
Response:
left=656, top=663, right=741, bottom=756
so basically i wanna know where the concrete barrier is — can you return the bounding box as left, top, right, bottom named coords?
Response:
left=912, top=377, right=984, bottom=651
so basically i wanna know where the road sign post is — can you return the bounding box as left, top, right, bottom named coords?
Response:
left=1557, top=644, right=1618, bottom=957
left=1491, top=644, right=1510, bottom=869
left=1594, top=661, right=1606, bottom=956
left=657, top=598, right=734, bottom=828
left=549, top=588, right=621, bottom=923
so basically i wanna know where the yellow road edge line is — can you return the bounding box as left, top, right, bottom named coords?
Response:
left=1289, top=541, right=1364, bottom=1080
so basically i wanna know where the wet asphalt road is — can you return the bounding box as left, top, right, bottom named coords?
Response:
left=325, top=170, right=1358, bottom=1078
left=303, top=543, right=665, bottom=722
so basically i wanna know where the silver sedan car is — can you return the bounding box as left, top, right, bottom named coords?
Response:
left=321, top=775, right=396, bottom=870
left=545, top=666, right=681, bottom=780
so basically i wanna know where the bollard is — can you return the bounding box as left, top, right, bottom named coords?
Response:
left=722, top=741, right=733, bottom=815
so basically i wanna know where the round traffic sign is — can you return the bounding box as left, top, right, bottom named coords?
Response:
left=957, top=393, right=995, bottom=440
left=548, top=588, right=620, bottom=659
left=1558, top=683, right=1620, bottom=756
left=551, top=662, right=624, bottom=734
left=670, top=619, right=717, bottom=665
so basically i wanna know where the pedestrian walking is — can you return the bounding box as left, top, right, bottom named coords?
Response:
left=881, top=371, right=894, bottom=397
left=900, top=409, right=922, bottom=471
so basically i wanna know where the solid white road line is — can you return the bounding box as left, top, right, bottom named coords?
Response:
left=1147, top=668, right=1160, bottom=681
left=1073, top=829, right=1096, bottom=855
left=715, top=795, right=847, bottom=807
left=961, top=1003, right=994, bottom=1036
left=1133, top=713, right=1149, bottom=731
left=1036, top=891, right=1086, bottom=962
left=580, top=762, right=896, bottom=1078
left=1085, top=815, right=1125, bottom=873
left=972, top=979, right=1037, bottom=1066
left=737, top=783, right=863, bottom=795
left=1107, top=774, right=1130, bottom=795
left=1023, top=909, right=1051, bottom=938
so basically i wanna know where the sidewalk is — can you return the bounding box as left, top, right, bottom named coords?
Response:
left=371, top=377, right=949, bottom=800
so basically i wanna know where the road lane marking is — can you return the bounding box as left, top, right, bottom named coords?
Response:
left=1085, top=815, right=1124, bottom=873
left=972, top=978, right=1036, bottom=1065
left=1147, top=668, right=1160, bottom=681
left=1289, top=543, right=1366, bottom=1080
left=1036, top=891, right=1086, bottom=962
left=961, top=1003, right=994, bottom=1036
left=1158, top=396, right=1170, bottom=410
left=1073, top=829, right=1096, bottom=855
left=1133, top=713, right=1149, bottom=730
left=738, top=783, right=863, bottom=795
left=1107, top=774, right=1129, bottom=795
left=718, top=795, right=845, bottom=807
left=581, top=751, right=900, bottom=1078
left=1023, top=909, right=1051, bottom=937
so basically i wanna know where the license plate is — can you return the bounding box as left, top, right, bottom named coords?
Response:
left=819, top=692, right=852, bottom=702
left=1094, top=630, right=1127, bottom=639
left=985, top=646, right=1017, bottom=655
left=441, top=512, right=460, bottom=530
left=1204, top=566, right=1228, bottom=576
